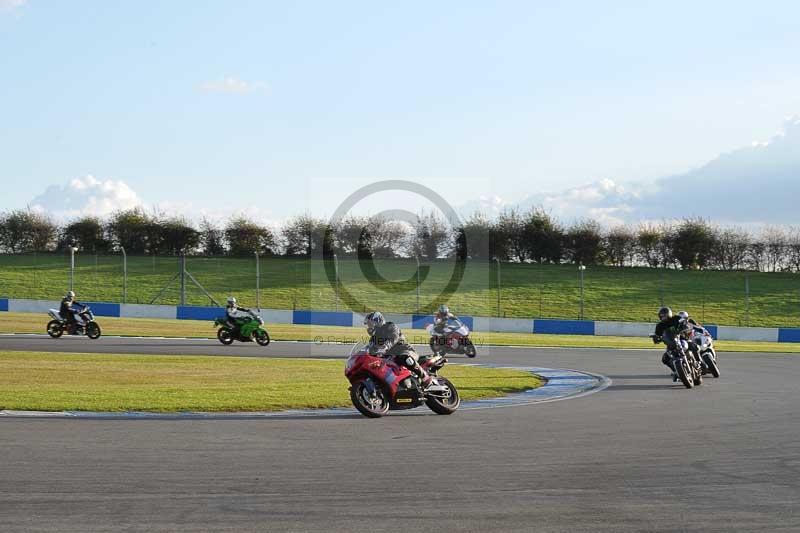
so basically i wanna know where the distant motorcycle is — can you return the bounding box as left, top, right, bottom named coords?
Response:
left=345, top=342, right=460, bottom=418
left=46, top=304, right=102, bottom=339
left=427, top=319, right=477, bottom=358
left=214, top=311, right=270, bottom=346
left=691, top=328, right=720, bottom=378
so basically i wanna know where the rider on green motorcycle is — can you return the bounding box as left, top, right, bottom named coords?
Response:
left=226, top=297, right=255, bottom=335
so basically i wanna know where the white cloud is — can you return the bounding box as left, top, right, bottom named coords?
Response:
left=29, top=175, right=142, bottom=219
left=456, top=115, right=800, bottom=227
left=0, top=0, right=27, bottom=10
left=198, top=77, right=268, bottom=95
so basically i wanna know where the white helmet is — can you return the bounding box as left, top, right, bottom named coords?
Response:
left=66, top=291, right=75, bottom=300
left=678, top=311, right=689, bottom=320
left=227, top=296, right=237, bottom=307
left=363, top=311, right=385, bottom=334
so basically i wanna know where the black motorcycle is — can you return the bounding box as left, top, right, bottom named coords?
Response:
left=652, top=335, right=702, bottom=389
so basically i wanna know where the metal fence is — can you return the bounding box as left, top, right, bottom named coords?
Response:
left=1, top=252, right=799, bottom=327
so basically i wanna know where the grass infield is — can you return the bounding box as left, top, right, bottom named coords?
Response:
left=0, top=351, right=544, bottom=412
left=1, top=312, right=799, bottom=353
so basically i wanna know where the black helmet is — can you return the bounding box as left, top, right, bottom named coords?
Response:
left=658, top=307, right=673, bottom=320
left=363, top=311, right=385, bottom=334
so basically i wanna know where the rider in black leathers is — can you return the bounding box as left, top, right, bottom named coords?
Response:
left=59, top=291, right=80, bottom=331
left=364, top=311, right=432, bottom=388
left=653, top=306, right=695, bottom=377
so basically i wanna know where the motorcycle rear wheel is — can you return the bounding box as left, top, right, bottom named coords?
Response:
left=46, top=320, right=64, bottom=338
left=703, top=352, right=720, bottom=378
left=676, top=359, right=693, bottom=389
left=217, top=328, right=235, bottom=345
left=86, top=322, right=101, bottom=340
left=255, top=329, right=271, bottom=346
left=350, top=381, right=390, bottom=418
left=425, top=377, right=460, bottom=415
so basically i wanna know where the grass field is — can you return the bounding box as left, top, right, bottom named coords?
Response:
left=2, top=254, right=800, bottom=326
left=2, top=312, right=799, bottom=353
left=0, top=351, right=544, bottom=412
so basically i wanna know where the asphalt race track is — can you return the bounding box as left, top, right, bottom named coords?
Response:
left=1, top=335, right=799, bottom=532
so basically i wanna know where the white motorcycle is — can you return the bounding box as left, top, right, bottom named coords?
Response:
left=691, top=327, right=720, bottom=378
left=426, top=319, right=477, bottom=358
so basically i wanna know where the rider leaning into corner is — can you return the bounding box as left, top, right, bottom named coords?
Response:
left=653, top=306, right=696, bottom=380
left=433, top=304, right=462, bottom=333
left=364, top=311, right=433, bottom=389
left=59, top=291, right=80, bottom=330
left=225, top=296, right=254, bottom=334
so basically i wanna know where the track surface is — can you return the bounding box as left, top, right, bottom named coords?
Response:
left=1, top=335, right=799, bottom=532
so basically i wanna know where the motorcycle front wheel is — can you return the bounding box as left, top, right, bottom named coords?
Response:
left=46, top=320, right=64, bottom=338
left=350, top=380, right=390, bottom=418
left=425, top=377, right=460, bottom=415
left=217, top=328, right=235, bottom=345
left=255, top=329, right=271, bottom=346
left=464, top=339, right=477, bottom=358
left=86, top=322, right=101, bottom=340
left=676, top=358, right=693, bottom=389
left=703, top=352, right=720, bottom=378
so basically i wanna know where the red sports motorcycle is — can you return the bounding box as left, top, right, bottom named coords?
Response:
left=344, top=343, right=461, bottom=418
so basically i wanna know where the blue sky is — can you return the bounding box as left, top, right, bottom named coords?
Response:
left=2, top=1, right=800, bottom=225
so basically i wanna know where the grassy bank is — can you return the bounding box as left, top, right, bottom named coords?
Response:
left=2, top=255, right=799, bottom=326
left=1, top=312, right=799, bottom=353
left=0, top=351, right=544, bottom=412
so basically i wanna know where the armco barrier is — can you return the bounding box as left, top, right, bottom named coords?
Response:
left=778, top=328, right=800, bottom=343
left=534, top=319, right=595, bottom=336
left=2, top=297, right=800, bottom=343
left=716, top=325, right=778, bottom=343
left=8, top=299, right=56, bottom=314
left=292, top=310, right=353, bottom=327
left=121, top=303, right=177, bottom=320
left=177, top=306, right=225, bottom=321
left=472, top=317, right=533, bottom=333
left=81, top=302, right=121, bottom=317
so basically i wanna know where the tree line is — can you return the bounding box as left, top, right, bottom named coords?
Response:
left=2, top=207, right=800, bottom=272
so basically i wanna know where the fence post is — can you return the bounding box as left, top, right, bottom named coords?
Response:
left=333, top=253, right=340, bottom=312
left=121, top=247, right=127, bottom=304
left=578, top=263, right=586, bottom=320
left=744, top=273, right=750, bottom=326
left=659, top=268, right=665, bottom=307
left=415, top=255, right=421, bottom=313
left=495, top=258, right=501, bottom=317
left=255, top=251, right=260, bottom=310
left=69, top=246, right=77, bottom=292
left=180, top=253, right=186, bottom=306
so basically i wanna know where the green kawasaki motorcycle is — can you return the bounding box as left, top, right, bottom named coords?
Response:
left=214, top=311, right=271, bottom=346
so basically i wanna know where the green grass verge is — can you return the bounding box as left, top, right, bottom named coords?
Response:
left=2, top=255, right=799, bottom=326
left=0, top=351, right=544, bottom=412
left=2, top=312, right=798, bottom=353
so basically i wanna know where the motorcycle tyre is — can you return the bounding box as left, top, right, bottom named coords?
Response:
left=350, top=380, right=390, bottom=418
left=217, top=328, right=235, bottom=345
left=46, top=320, right=64, bottom=338
left=425, top=377, right=460, bottom=415
left=704, top=352, right=720, bottom=378
left=86, top=322, right=101, bottom=340
left=676, top=359, right=693, bottom=389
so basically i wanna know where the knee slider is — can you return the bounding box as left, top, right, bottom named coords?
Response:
left=405, top=356, right=416, bottom=367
